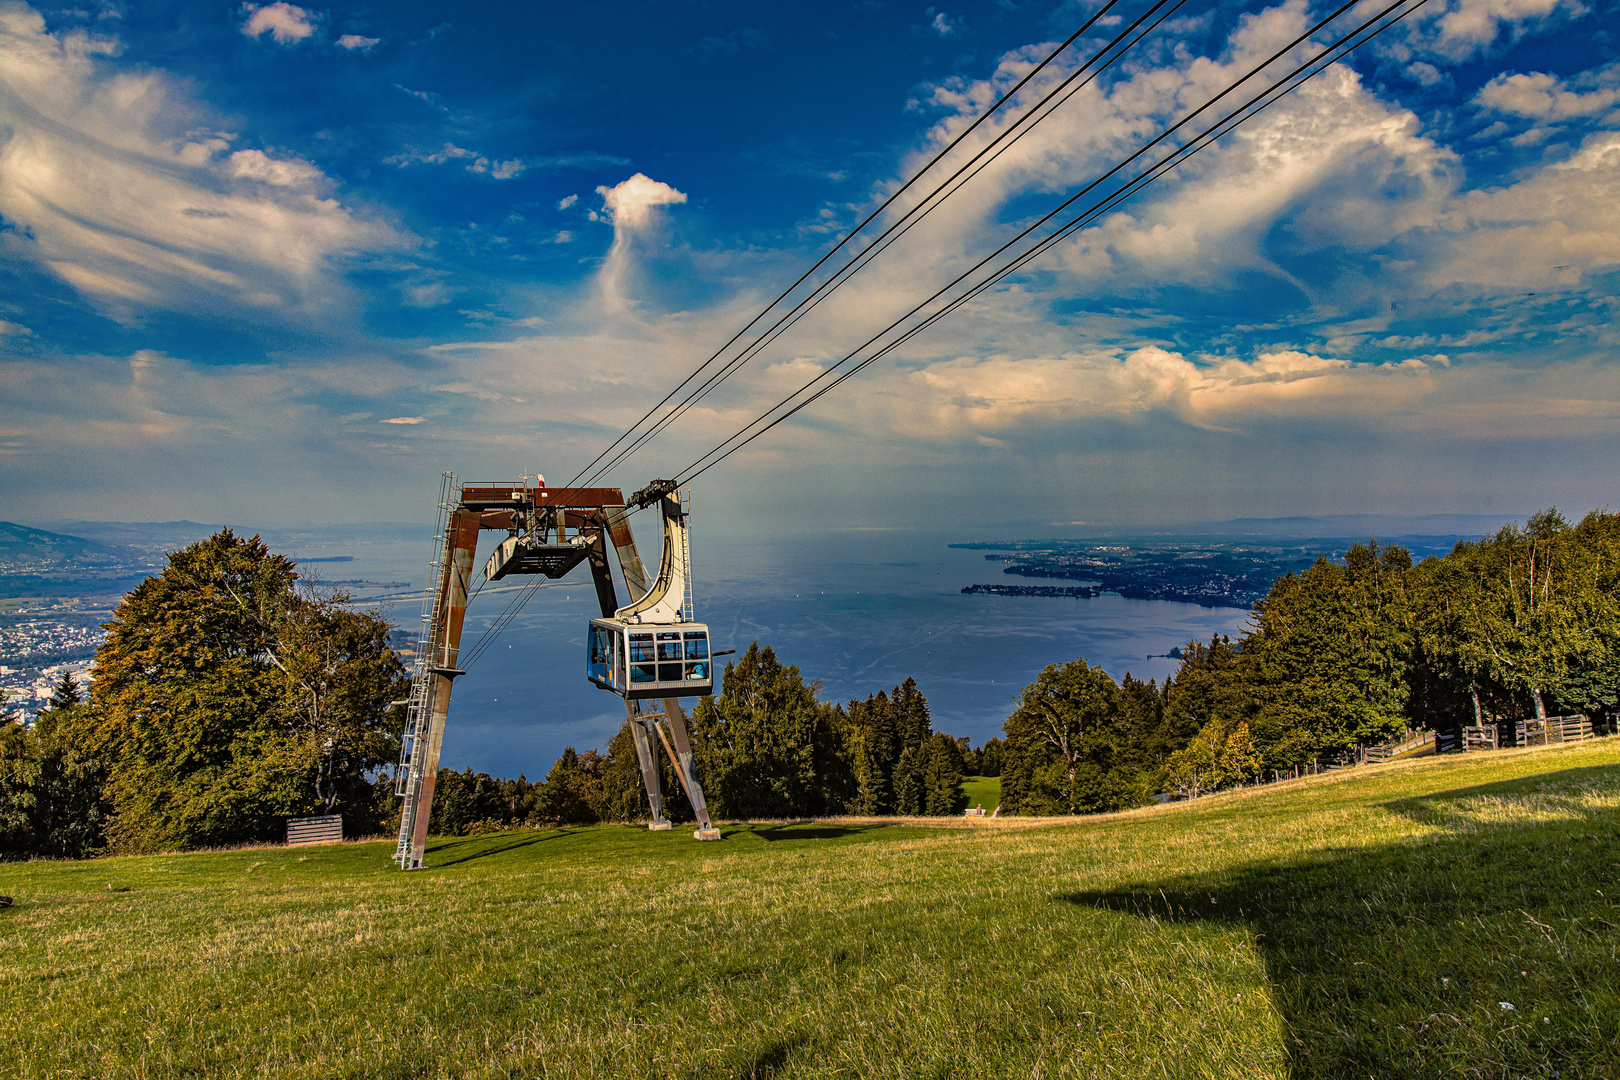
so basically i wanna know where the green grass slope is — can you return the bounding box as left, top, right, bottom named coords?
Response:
left=4, top=742, right=1618, bottom=1079
left=960, top=774, right=1001, bottom=813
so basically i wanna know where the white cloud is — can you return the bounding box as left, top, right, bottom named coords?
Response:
left=1475, top=71, right=1620, bottom=120
left=241, top=2, right=317, bottom=46
left=594, top=172, right=687, bottom=229
left=1426, top=130, right=1620, bottom=290
left=1408, top=62, right=1445, bottom=87
left=591, top=173, right=689, bottom=312
left=557, top=193, right=578, bottom=209
left=0, top=3, right=406, bottom=319
left=930, top=10, right=958, bottom=37
left=832, top=3, right=1458, bottom=332
left=382, top=416, right=426, bottom=424
left=227, top=148, right=327, bottom=188
left=886, top=347, right=1380, bottom=437
left=386, top=142, right=525, bottom=179
left=1436, top=0, right=1575, bottom=53
left=336, top=33, right=378, bottom=52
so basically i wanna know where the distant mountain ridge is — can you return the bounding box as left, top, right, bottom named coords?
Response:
left=31, top=520, right=226, bottom=549
left=0, top=521, right=123, bottom=565
left=1163, top=513, right=1526, bottom=538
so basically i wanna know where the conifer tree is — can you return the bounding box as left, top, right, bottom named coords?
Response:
left=47, top=671, right=81, bottom=712
left=690, top=643, right=851, bottom=818
left=892, top=746, right=921, bottom=816
left=920, top=732, right=966, bottom=815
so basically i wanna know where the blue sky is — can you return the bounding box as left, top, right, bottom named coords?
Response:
left=0, top=0, right=1616, bottom=533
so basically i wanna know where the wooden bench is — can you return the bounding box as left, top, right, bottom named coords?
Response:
left=286, top=814, right=343, bottom=846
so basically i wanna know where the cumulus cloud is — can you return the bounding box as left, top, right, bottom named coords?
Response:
left=594, top=172, right=687, bottom=229
left=1475, top=71, right=1620, bottom=119
left=241, top=2, right=317, bottom=45
left=589, top=173, right=690, bottom=311
left=0, top=3, right=405, bottom=319
left=1422, top=0, right=1579, bottom=59
left=336, top=33, right=378, bottom=52
left=1426, top=130, right=1620, bottom=290
left=798, top=1, right=1459, bottom=347
left=896, top=347, right=1368, bottom=438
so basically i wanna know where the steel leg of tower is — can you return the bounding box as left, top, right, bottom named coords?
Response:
left=627, top=701, right=670, bottom=829
left=661, top=697, right=721, bottom=840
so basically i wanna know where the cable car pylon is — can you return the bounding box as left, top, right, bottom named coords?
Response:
left=393, top=475, right=721, bottom=869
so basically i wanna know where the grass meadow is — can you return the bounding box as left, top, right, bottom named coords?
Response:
left=3, top=741, right=1618, bottom=1079
left=959, top=774, right=1001, bottom=813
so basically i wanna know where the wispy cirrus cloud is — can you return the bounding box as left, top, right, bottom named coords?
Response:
left=385, top=142, right=526, bottom=179
left=0, top=3, right=407, bottom=320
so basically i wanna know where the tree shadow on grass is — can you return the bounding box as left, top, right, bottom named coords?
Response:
left=726, top=1034, right=811, bottom=1079
left=424, top=829, right=577, bottom=866
left=744, top=823, right=895, bottom=842
left=1062, top=767, right=1620, bottom=1079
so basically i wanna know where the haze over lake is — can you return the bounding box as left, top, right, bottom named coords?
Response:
left=293, top=525, right=1252, bottom=776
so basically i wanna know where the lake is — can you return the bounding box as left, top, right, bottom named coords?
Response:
left=301, top=525, right=1251, bottom=778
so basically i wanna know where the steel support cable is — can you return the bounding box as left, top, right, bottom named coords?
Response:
left=675, top=0, right=1420, bottom=484
left=683, top=1, right=1429, bottom=487
left=459, top=580, right=543, bottom=669
left=460, top=578, right=552, bottom=670
left=681, top=0, right=1424, bottom=483
left=559, top=0, right=1181, bottom=502
left=549, top=0, right=1130, bottom=506
left=849, top=0, right=1431, bottom=376
left=575, top=0, right=1192, bottom=483
left=463, top=0, right=1412, bottom=670
left=456, top=0, right=1397, bottom=665
left=456, top=3, right=1167, bottom=667
left=890, top=0, right=1437, bottom=338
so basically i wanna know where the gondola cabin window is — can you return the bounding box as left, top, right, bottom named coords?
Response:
left=588, top=619, right=713, bottom=699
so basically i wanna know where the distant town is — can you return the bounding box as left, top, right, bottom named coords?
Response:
left=0, top=519, right=415, bottom=727
left=955, top=539, right=1349, bottom=609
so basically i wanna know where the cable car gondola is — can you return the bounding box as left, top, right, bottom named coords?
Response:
left=586, top=480, right=713, bottom=699
left=588, top=624, right=712, bottom=699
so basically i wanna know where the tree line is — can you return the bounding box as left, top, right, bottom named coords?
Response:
left=0, top=530, right=994, bottom=856
left=424, top=643, right=992, bottom=833
left=13, top=509, right=1610, bottom=852
left=998, top=508, right=1620, bottom=813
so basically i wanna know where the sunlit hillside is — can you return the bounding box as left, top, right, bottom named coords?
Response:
left=4, top=740, right=1617, bottom=1079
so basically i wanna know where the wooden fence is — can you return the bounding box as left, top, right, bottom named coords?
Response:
left=1451, top=714, right=1594, bottom=752
left=1516, top=714, right=1594, bottom=747
left=1366, top=729, right=1434, bottom=763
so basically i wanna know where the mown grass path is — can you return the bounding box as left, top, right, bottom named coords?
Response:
left=4, top=742, right=1618, bottom=1078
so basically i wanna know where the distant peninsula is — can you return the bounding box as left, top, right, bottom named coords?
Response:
left=953, top=539, right=1338, bottom=609
left=961, top=583, right=1100, bottom=598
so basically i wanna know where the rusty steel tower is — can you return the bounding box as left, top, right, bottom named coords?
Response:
left=392, top=473, right=720, bottom=869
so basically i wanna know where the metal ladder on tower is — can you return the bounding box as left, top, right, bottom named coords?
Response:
left=394, top=472, right=458, bottom=868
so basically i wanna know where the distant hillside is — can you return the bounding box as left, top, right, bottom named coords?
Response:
left=1159, top=513, right=1523, bottom=539
left=0, top=521, right=124, bottom=566
left=33, top=520, right=225, bottom=550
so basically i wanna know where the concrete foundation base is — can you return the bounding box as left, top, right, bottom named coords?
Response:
left=648, top=820, right=673, bottom=831
left=694, top=827, right=721, bottom=841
